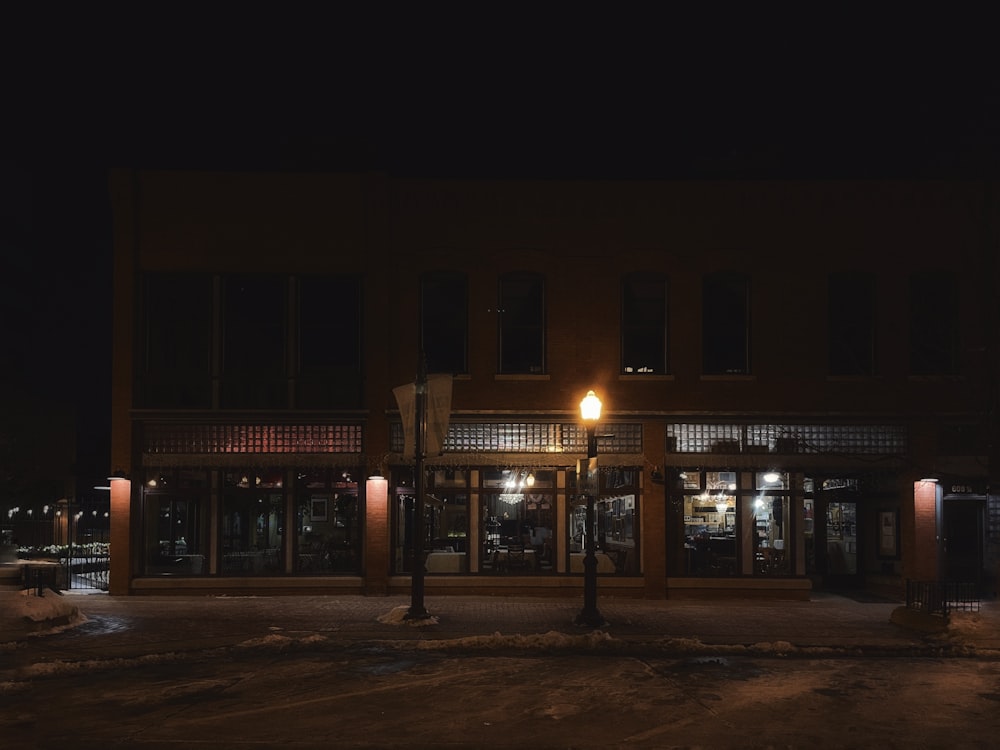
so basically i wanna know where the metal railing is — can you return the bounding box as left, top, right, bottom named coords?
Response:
left=905, top=579, right=980, bottom=615
left=10, top=517, right=110, bottom=593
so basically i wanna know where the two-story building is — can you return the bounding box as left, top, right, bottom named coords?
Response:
left=106, top=170, right=999, bottom=600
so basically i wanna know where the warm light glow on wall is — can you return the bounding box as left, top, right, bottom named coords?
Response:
left=110, top=478, right=131, bottom=513
left=912, top=478, right=940, bottom=580
left=367, top=474, right=388, bottom=522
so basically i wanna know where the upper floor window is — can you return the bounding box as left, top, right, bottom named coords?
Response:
left=498, top=272, right=545, bottom=374
left=909, top=271, right=958, bottom=375
left=702, top=272, right=750, bottom=375
left=222, top=274, right=287, bottom=409
left=421, top=271, right=468, bottom=375
left=296, top=275, right=363, bottom=409
left=828, top=272, right=874, bottom=376
left=140, top=273, right=212, bottom=409
left=622, top=273, right=668, bottom=374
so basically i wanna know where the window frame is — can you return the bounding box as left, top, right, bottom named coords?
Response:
left=221, top=274, right=288, bottom=408
left=828, top=271, right=876, bottom=376
left=621, top=272, right=669, bottom=375
left=909, top=271, right=958, bottom=376
left=702, top=271, right=750, bottom=375
left=420, top=271, right=469, bottom=375
left=140, top=273, right=213, bottom=409
left=497, top=271, right=546, bottom=375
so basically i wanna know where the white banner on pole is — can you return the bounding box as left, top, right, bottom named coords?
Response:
left=393, top=374, right=452, bottom=460
left=425, top=373, right=453, bottom=457
left=392, top=382, right=417, bottom=461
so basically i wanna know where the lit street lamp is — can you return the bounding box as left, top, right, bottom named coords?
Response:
left=574, top=389, right=607, bottom=628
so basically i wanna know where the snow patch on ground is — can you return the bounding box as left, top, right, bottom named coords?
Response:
left=946, top=610, right=992, bottom=639
left=236, top=632, right=330, bottom=649
left=0, top=588, right=87, bottom=639
left=376, top=604, right=440, bottom=626
left=403, top=629, right=616, bottom=651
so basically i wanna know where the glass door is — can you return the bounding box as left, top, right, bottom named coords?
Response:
left=825, top=501, right=857, bottom=577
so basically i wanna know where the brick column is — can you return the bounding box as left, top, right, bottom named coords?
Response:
left=108, top=478, right=132, bottom=595
left=910, top=479, right=940, bottom=581
left=364, top=475, right=390, bottom=595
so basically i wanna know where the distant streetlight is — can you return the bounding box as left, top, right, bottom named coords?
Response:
left=574, top=390, right=607, bottom=628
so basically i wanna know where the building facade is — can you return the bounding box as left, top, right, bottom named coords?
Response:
left=107, top=171, right=1000, bottom=599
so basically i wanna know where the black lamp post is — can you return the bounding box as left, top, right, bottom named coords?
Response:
left=574, top=389, right=607, bottom=628
left=405, top=362, right=429, bottom=620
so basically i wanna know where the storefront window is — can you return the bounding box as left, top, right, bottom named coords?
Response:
left=392, top=467, right=419, bottom=574
left=569, top=467, right=638, bottom=575
left=142, top=469, right=209, bottom=576
left=803, top=478, right=816, bottom=574
left=683, top=471, right=738, bottom=577
left=423, top=470, right=470, bottom=574
left=221, top=470, right=285, bottom=575
left=752, top=495, right=790, bottom=575
left=482, top=469, right=554, bottom=573
left=679, top=469, right=792, bottom=577
left=295, top=467, right=361, bottom=574
left=753, top=471, right=790, bottom=575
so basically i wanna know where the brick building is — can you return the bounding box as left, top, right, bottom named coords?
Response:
left=106, top=170, right=999, bottom=599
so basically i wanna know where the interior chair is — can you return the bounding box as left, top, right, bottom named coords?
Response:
left=503, top=543, right=531, bottom=572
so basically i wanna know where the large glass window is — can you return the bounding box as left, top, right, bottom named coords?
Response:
left=752, top=471, right=790, bottom=576
left=423, top=470, right=470, bottom=573
left=482, top=469, right=555, bottom=573
left=682, top=470, right=738, bottom=576
left=392, top=467, right=421, bottom=574
left=421, top=272, right=468, bottom=375
left=622, top=273, right=668, bottom=374
left=140, top=274, right=212, bottom=408
left=568, top=467, right=639, bottom=575
left=498, top=272, right=545, bottom=374
left=909, top=271, right=958, bottom=375
left=678, top=469, right=791, bottom=577
left=142, top=469, right=209, bottom=576
left=296, top=275, right=363, bottom=408
left=222, top=275, right=287, bottom=408
left=829, top=272, right=875, bottom=376
left=221, top=470, right=285, bottom=576
left=702, top=272, right=750, bottom=375
left=295, top=467, right=361, bottom=574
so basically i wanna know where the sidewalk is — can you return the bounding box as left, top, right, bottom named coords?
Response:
left=3, top=588, right=1000, bottom=665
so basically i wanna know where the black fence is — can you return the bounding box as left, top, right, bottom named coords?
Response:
left=6, top=510, right=110, bottom=593
left=905, top=579, right=980, bottom=615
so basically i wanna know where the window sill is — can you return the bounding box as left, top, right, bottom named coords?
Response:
left=494, top=374, right=550, bottom=381
left=619, top=374, right=675, bottom=381
left=699, top=374, right=756, bottom=382
left=906, top=374, right=965, bottom=382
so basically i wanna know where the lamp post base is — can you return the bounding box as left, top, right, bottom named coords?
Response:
left=573, top=609, right=608, bottom=629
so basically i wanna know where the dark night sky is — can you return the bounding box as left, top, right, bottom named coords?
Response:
left=2, top=24, right=998, bottom=493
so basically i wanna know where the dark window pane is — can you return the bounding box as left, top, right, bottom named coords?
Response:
left=702, top=272, right=749, bottom=375
left=141, top=274, right=212, bottom=408
left=421, top=272, right=468, bottom=374
left=221, top=487, right=285, bottom=576
left=297, top=275, right=362, bottom=409
left=622, top=274, right=667, bottom=374
left=499, top=273, right=545, bottom=374
left=300, top=276, right=361, bottom=369
left=829, top=273, right=875, bottom=376
left=222, top=275, right=286, bottom=408
left=910, top=272, right=958, bottom=375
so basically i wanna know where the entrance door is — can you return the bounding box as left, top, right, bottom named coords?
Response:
left=943, top=497, right=983, bottom=586
left=824, top=501, right=860, bottom=587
